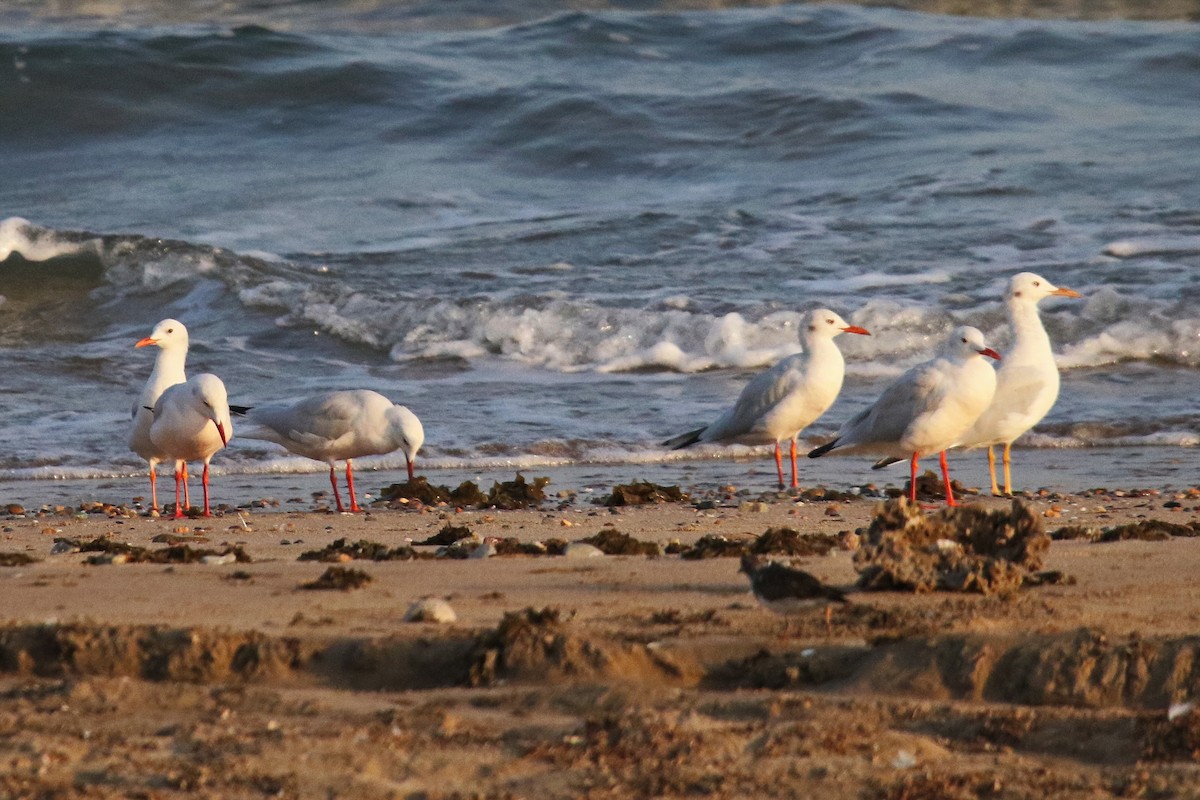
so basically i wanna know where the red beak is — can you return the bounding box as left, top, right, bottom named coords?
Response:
left=979, top=347, right=1001, bottom=361
left=407, top=459, right=415, bottom=481
left=215, top=421, right=228, bottom=446
left=842, top=325, right=871, bottom=336
left=135, top=337, right=156, bottom=348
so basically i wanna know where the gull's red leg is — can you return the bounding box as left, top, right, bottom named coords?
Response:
left=346, top=460, right=361, bottom=512
left=173, top=465, right=185, bottom=519
left=774, top=442, right=785, bottom=489
left=789, top=438, right=799, bottom=489
left=329, top=465, right=346, bottom=513
left=940, top=450, right=958, bottom=507
left=909, top=453, right=919, bottom=503
left=201, top=462, right=213, bottom=517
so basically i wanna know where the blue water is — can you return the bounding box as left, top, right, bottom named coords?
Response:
left=2, top=1, right=1199, bottom=505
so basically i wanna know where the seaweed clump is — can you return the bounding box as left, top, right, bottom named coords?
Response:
left=853, top=498, right=1050, bottom=595
left=0, top=552, right=39, bottom=567
left=298, top=538, right=419, bottom=562
left=483, top=474, right=550, bottom=509
left=601, top=481, right=688, bottom=507
left=751, top=527, right=839, bottom=557
left=68, top=537, right=250, bottom=565
left=676, top=535, right=750, bottom=560
left=301, top=566, right=372, bottom=591
left=579, top=527, right=660, bottom=556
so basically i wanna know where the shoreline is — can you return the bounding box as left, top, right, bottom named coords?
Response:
left=3, top=481, right=1200, bottom=796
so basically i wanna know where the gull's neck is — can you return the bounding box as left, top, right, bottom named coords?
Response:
left=150, top=345, right=188, bottom=388
left=1007, top=297, right=1052, bottom=360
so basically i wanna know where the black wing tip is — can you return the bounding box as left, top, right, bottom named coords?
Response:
left=662, top=427, right=706, bottom=450
left=229, top=404, right=253, bottom=417
left=807, top=438, right=839, bottom=459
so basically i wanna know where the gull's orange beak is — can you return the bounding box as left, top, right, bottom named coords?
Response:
left=215, top=421, right=228, bottom=446
left=979, top=347, right=1002, bottom=361
left=406, top=458, right=415, bottom=481
left=842, top=325, right=871, bottom=336
left=135, top=337, right=156, bottom=348
left=1052, top=286, right=1082, bottom=298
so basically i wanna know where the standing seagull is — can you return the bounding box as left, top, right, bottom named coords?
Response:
left=128, top=319, right=189, bottom=512
left=663, top=309, right=870, bottom=490
left=149, top=373, right=232, bottom=519
left=958, top=273, right=1081, bottom=496
left=809, top=326, right=1000, bottom=507
left=235, top=390, right=424, bottom=513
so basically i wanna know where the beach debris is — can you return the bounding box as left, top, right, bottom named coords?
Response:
left=1098, top=519, right=1200, bottom=542
left=853, top=498, right=1050, bottom=594
left=563, top=542, right=605, bottom=559
left=894, top=469, right=976, bottom=503
left=600, top=480, right=687, bottom=507
left=739, top=501, right=770, bottom=513
left=417, top=523, right=474, bottom=546
left=200, top=553, right=238, bottom=566
left=404, top=597, right=458, bottom=624
left=297, top=538, right=419, bottom=562
left=5, top=504, right=25, bottom=516
left=1050, top=519, right=1200, bottom=543
left=470, top=539, right=498, bottom=559
left=578, top=527, right=660, bottom=556
left=483, top=473, right=550, bottom=509
left=301, top=566, right=372, bottom=591
left=381, top=474, right=547, bottom=509
left=64, top=537, right=250, bottom=566
left=49, top=540, right=76, bottom=555
left=1141, top=700, right=1200, bottom=762
left=0, top=551, right=39, bottom=566
left=676, top=534, right=751, bottom=560
left=752, top=527, right=839, bottom=557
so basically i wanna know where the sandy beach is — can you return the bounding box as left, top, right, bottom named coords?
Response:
left=2, top=480, right=1200, bottom=799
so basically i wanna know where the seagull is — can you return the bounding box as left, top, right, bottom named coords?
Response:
left=235, top=390, right=425, bottom=513
left=739, top=552, right=848, bottom=635
left=958, top=273, right=1081, bottom=496
left=128, top=319, right=188, bottom=512
left=663, top=308, right=870, bottom=490
left=808, top=326, right=1000, bottom=507
left=149, top=373, right=232, bottom=519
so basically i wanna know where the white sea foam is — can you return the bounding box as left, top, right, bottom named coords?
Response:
left=1103, top=236, right=1200, bottom=258
left=0, top=217, right=96, bottom=262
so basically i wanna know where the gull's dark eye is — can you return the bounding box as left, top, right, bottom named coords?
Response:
left=167, top=328, right=174, bottom=334
left=826, top=318, right=835, bottom=325
left=961, top=337, right=968, bottom=343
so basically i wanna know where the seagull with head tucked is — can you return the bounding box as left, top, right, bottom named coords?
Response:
left=235, top=389, right=424, bottom=513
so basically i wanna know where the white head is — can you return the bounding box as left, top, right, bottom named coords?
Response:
left=946, top=325, right=1001, bottom=363
left=1007, top=272, right=1082, bottom=305
left=190, top=373, right=232, bottom=447
left=802, top=308, right=871, bottom=342
left=387, top=405, right=425, bottom=480
left=136, top=318, right=189, bottom=353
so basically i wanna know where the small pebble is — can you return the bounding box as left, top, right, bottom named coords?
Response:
left=201, top=553, right=238, bottom=566
left=403, top=597, right=457, bottom=624
left=563, top=542, right=605, bottom=559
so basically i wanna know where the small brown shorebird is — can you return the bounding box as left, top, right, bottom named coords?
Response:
left=739, top=552, right=849, bottom=636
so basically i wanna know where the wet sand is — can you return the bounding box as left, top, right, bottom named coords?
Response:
left=2, top=485, right=1200, bottom=798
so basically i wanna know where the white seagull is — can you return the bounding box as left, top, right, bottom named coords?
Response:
left=149, top=373, right=232, bottom=519
left=808, top=325, right=1000, bottom=507
left=663, top=308, right=870, bottom=489
left=235, top=389, right=425, bottom=513
left=128, top=319, right=189, bottom=512
left=958, top=272, right=1081, bottom=496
